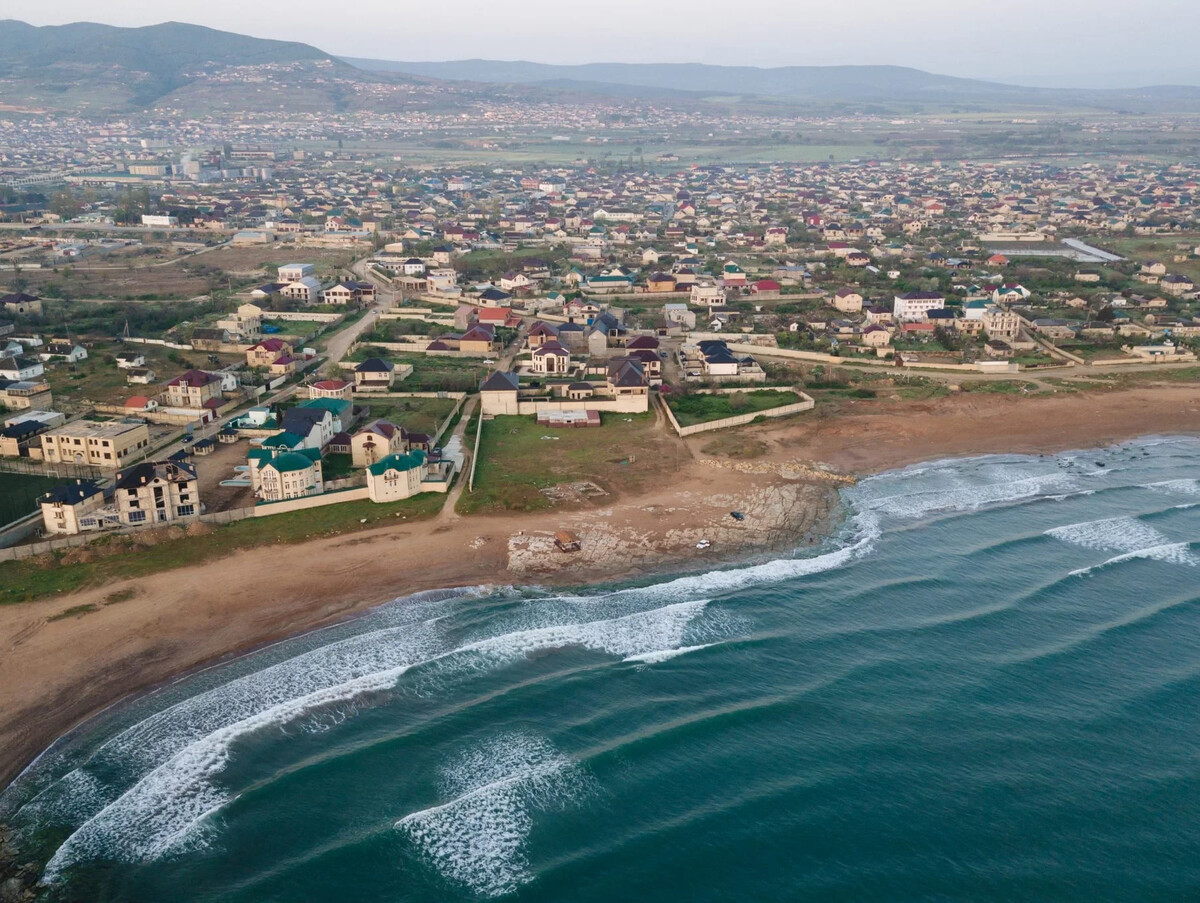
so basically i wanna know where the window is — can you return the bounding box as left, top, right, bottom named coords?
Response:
left=127, top=510, right=146, bottom=524
left=177, top=505, right=195, bottom=517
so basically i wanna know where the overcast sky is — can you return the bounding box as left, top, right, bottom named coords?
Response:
left=7, top=0, right=1200, bottom=88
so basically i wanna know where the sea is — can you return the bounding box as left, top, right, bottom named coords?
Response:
left=3, top=435, right=1200, bottom=902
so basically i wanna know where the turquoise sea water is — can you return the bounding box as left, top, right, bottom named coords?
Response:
left=4, top=435, right=1200, bottom=902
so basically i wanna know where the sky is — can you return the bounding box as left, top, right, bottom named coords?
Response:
left=6, top=0, right=1200, bottom=88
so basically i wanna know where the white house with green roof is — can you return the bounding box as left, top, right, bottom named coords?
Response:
left=366, top=450, right=429, bottom=502
left=257, top=448, right=324, bottom=501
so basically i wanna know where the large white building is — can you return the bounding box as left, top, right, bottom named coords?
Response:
left=893, top=292, right=946, bottom=322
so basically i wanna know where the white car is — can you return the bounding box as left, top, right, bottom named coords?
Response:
left=696, top=540, right=712, bottom=550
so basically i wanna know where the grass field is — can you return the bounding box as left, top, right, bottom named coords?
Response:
left=0, top=472, right=62, bottom=525
left=362, top=397, right=458, bottom=436
left=385, top=356, right=493, bottom=393
left=458, top=412, right=687, bottom=515
left=0, top=493, right=446, bottom=605
left=1108, top=235, right=1200, bottom=285
left=666, top=390, right=801, bottom=427
left=45, top=341, right=240, bottom=410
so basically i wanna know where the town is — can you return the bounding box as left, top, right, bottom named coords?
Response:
left=3, top=131, right=1200, bottom=570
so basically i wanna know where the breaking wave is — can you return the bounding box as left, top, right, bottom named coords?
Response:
left=396, top=733, right=591, bottom=897
left=1069, top=543, right=1199, bottom=577
left=39, top=599, right=712, bottom=880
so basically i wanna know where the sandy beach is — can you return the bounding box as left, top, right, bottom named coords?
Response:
left=1, top=383, right=1198, bottom=790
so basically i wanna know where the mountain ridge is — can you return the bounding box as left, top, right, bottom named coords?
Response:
left=345, top=57, right=1200, bottom=108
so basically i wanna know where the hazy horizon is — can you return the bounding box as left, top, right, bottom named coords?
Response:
left=5, top=1, right=1200, bottom=90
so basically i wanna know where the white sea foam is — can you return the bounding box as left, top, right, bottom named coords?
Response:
left=1046, top=516, right=1172, bottom=553
left=624, top=643, right=718, bottom=664
left=40, top=600, right=709, bottom=880
left=857, top=469, right=1076, bottom=521
left=1147, top=479, right=1200, bottom=496
left=1069, top=543, right=1199, bottom=577
left=396, top=733, right=589, bottom=897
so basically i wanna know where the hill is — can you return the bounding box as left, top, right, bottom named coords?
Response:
left=0, top=20, right=345, bottom=111
left=346, top=58, right=1200, bottom=111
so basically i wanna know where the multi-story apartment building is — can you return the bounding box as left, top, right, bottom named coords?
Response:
left=114, top=460, right=201, bottom=526
left=40, top=420, right=150, bottom=468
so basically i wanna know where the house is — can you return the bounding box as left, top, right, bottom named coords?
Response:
left=354, top=358, right=395, bottom=392
left=163, top=370, right=223, bottom=409
left=114, top=460, right=200, bottom=526
left=479, top=371, right=520, bottom=415
left=606, top=357, right=650, bottom=402
left=0, top=356, right=45, bottom=381
left=460, top=324, right=498, bottom=355
left=982, top=307, right=1022, bottom=341
left=647, top=273, right=677, bottom=292
left=126, top=367, right=156, bottom=385
left=691, top=283, right=727, bottom=308
left=280, top=277, right=322, bottom=304
left=531, top=340, right=571, bottom=375
left=39, top=342, right=87, bottom=363
left=351, top=419, right=407, bottom=466
left=0, top=417, right=53, bottom=457
left=0, top=293, right=43, bottom=316
left=216, top=303, right=264, bottom=341
left=40, top=419, right=150, bottom=468
left=277, top=263, right=315, bottom=283
left=308, top=378, right=353, bottom=401
left=833, top=289, right=864, bottom=313
left=721, top=262, right=747, bottom=287
left=861, top=324, right=892, bottom=347
left=279, top=405, right=336, bottom=450
left=1162, top=274, right=1194, bottom=296
left=256, top=448, right=324, bottom=501
left=526, top=321, right=560, bottom=349
left=250, top=283, right=286, bottom=303
left=321, top=281, right=365, bottom=305
left=663, top=303, right=696, bottom=330
left=893, top=292, right=946, bottom=322
left=247, top=338, right=294, bottom=368
left=366, top=450, right=429, bottom=502
left=115, top=351, right=146, bottom=369
left=39, top=480, right=106, bottom=535
left=190, top=328, right=231, bottom=351
left=0, top=378, right=52, bottom=411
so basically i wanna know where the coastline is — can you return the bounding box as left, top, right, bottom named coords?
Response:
left=1, top=383, right=1198, bottom=799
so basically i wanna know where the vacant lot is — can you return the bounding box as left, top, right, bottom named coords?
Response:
left=16, top=258, right=218, bottom=301
left=45, top=341, right=241, bottom=409
left=360, top=397, right=458, bottom=436
left=200, top=246, right=358, bottom=277
left=1108, top=235, right=1200, bottom=284
left=458, top=412, right=688, bottom=515
left=667, top=390, right=801, bottom=427
left=0, top=472, right=63, bottom=526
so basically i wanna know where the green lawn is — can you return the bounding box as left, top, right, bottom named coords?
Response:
left=458, top=412, right=682, bottom=515
left=666, top=390, right=801, bottom=427
left=0, top=493, right=446, bottom=605
left=363, top=397, right=458, bottom=435
left=0, top=472, right=64, bottom=525
left=389, top=356, right=492, bottom=393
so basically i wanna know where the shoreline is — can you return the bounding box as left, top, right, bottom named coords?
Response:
left=1, top=384, right=1199, bottom=800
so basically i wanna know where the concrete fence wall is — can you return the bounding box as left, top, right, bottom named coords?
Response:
left=263, top=311, right=344, bottom=323
left=432, top=393, right=469, bottom=445
left=252, top=487, right=370, bottom=516
left=514, top=395, right=650, bottom=415
left=0, top=512, right=45, bottom=551
left=659, top=389, right=815, bottom=438
left=124, top=336, right=193, bottom=351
